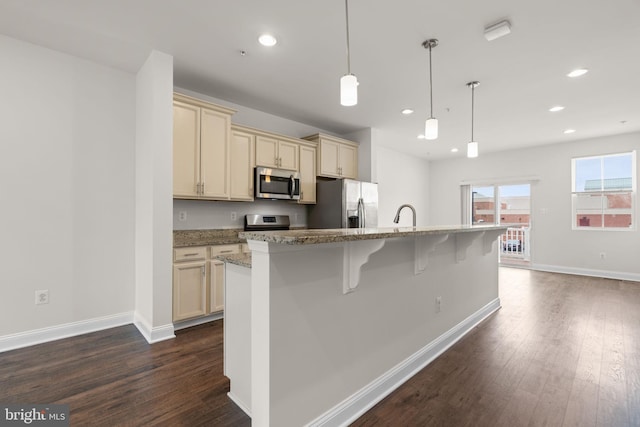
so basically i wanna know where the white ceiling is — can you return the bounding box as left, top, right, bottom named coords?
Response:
left=1, top=0, right=639, bottom=159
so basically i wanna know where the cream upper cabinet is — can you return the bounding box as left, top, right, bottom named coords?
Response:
left=255, top=135, right=279, bottom=168
left=173, top=93, right=236, bottom=200
left=303, top=133, right=358, bottom=179
left=230, top=128, right=255, bottom=201
left=277, top=140, right=299, bottom=171
left=318, top=139, right=340, bottom=178
left=256, top=135, right=299, bottom=171
left=338, top=143, right=357, bottom=179
left=298, top=144, right=316, bottom=204
left=173, top=101, right=201, bottom=198
left=200, top=108, right=231, bottom=199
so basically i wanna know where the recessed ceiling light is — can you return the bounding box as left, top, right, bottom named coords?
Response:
left=417, top=134, right=426, bottom=139
left=567, top=68, right=588, bottom=78
left=258, top=34, right=277, bottom=47
left=401, top=109, right=414, bottom=115
left=451, top=148, right=459, bottom=153
left=549, top=106, right=565, bottom=112
left=564, top=129, right=576, bottom=134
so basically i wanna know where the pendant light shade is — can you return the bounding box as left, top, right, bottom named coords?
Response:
left=422, top=39, right=438, bottom=140
left=467, top=141, right=478, bottom=158
left=425, top=118, right=438, bottom=140
left=340, top=0, right=357, bottom=106
left=466, top=81, right=480, bottom=158
left=341, top=74, right=358, bottom=106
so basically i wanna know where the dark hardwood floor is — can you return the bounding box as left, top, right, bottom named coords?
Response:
left=1, top=268, right=638, bottom=426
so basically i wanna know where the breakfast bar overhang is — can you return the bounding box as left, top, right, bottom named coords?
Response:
left=232, top=225, right=507, bottom=427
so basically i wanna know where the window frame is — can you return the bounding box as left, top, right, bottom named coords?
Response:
left=571, top=151, right=636, bottom=231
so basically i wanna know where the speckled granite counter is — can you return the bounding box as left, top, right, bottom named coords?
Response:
left=216, top=253, right=252, bottom=268
left=174, top=229, right=244, bottom=247
left=239, top=224, right=507, bottom=245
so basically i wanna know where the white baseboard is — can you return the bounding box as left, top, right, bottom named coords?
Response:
left=531, top=264, right=640, bottom=282
left=133, top=312, right=175, bottom=344
left=0, top=312, right=134, bottom=353
left=227, top=392, right=252, bottom=417
left=307, top=298, right=501, bottom=427
left=173, top=312, right=223, bottom=331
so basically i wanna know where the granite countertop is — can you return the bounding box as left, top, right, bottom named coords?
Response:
left=174, top=229, right=245, bottom=248
left=216, top=253, right=252, bottom=268
left=239, top=225, right=508, bottom=245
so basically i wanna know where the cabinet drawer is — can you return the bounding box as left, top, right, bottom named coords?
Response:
left=210, top=244, right=242, bottom=257
left=174, top=247, right=207, bottom=262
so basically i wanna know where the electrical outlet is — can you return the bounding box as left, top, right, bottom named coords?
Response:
left=600, top=252, right=606, bottom=259
left=178, top=211, right=187, bottom=222
left=435, top=296, right=442, bottom=313
left=230, top=212, right=237, bottom=221
left=35, top=290, right=49, bottom=305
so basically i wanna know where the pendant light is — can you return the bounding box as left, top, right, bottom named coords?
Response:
left=340, top=0, right=357, bottom=106
left=422, top=39, right=438, bottom=140
left=467, top=81, right=480, bottom=158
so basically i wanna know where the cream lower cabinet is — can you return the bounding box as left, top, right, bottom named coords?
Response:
left=298, top=144, right=316, bottom=204
left=173, top=247, right=207, bottom=321
left=173, top=244, right=243, bottom=321
left=209, top=244, right=242, bottom=313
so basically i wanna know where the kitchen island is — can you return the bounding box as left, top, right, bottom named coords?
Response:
left=228, top=225, right=506, bottom=427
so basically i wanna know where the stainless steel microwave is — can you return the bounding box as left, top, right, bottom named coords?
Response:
left=254, top=167, right=301, bottom=200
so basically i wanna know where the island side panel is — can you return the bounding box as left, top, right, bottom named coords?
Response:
left=250, top=241, right=272, bottom=426
left=224, top=262, right=252, bottom=414
left=250, top=233, right=500, bottom=427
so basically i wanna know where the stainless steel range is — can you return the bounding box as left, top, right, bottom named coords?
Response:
left=244, top=214, right=291, bottom=231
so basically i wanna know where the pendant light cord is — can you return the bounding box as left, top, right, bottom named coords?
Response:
left=428, top=44, right=433, bottom=118
left=471, top=84, right=475, bottom=141
left=345, top=0, right=351, bottom=75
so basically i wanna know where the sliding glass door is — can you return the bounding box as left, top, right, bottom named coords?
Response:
left=468, top=183, right=532, bottom=264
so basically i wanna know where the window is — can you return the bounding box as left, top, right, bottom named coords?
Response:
left=572, top=151, right=636, bottom=230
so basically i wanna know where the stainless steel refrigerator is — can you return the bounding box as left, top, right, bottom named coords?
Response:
left=308, top=179, right=378, bottom=229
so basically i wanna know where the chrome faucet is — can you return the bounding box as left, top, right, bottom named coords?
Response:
left=393, top=204, right=416, bottom=227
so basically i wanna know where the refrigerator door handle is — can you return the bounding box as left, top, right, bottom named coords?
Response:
left=358, top=197, right=366, bottom=228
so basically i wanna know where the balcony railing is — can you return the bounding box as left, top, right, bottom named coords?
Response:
left=500, top=226, right=530, bottom=261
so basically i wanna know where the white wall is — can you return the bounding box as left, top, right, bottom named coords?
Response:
left=0, top=35, right=136, bottom=336
left=429, top=132, right=640, bottom=280
left=173, top=199, right=306, bottom=230
left=134, top=51, right=175, bottom=342
left=376, top=146, right=430, bottom=227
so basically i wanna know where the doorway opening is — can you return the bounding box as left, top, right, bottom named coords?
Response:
left=471, top=183, right=531, bottom=267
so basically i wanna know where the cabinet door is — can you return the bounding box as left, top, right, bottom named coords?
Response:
left=210, top=260, right=225, bottom=313
left=299, top=145, right=316, bottom=204
left=200, top=107, right=230, bottom=199
left=319, top=139, right=340, bottom=178
left=173, top=261, right=207, bottom=321
left=255, top=136, right=279, bottom=168
left=277, top=141, right=299, bottom=171
left=339, top=144, right=358, bottom=179
left=230, top=130, right=255, bottom=200
left=173, top=101, right=200, bottom=198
